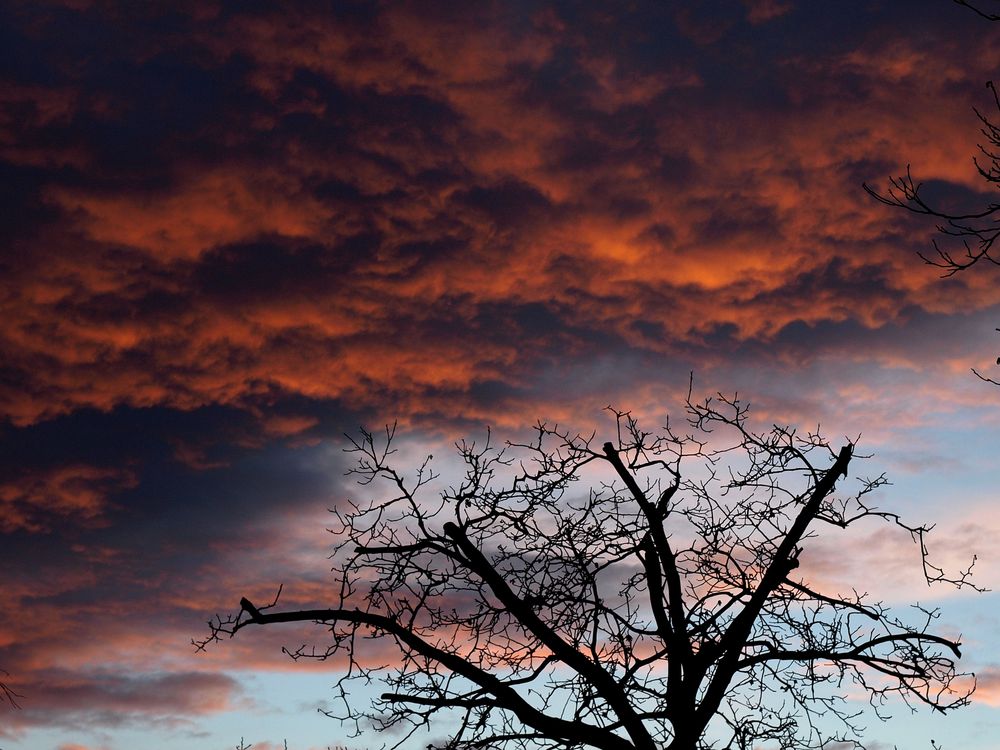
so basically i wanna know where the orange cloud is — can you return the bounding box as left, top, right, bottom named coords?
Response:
left=2, top=7, right=997, bottom=433
left=46, top=165, right=333, bottom=261
left=6, top=4, right=1000, bottom=746
left=0, top=464, right=136, bottom=533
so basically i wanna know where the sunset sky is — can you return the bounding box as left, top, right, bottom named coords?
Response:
left=4, top=1, right=1000, bottom=748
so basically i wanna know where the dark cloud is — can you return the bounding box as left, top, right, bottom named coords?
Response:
left=452, top=178, right=556, bottom=229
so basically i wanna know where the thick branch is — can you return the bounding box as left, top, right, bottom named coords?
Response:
left=695, top=444, right=853, bottom=733
left=737, top=631, right=962, bottom=670
left=603, top=443, right=692, bottom=666
left=237, top=601, right=636, bottom=750
left=781, top=579, right=880, bottom=621
left=442, top=521, right=658, bottom=750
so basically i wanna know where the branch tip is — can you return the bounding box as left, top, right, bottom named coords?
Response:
left=240, top=597, right=262, bottom=622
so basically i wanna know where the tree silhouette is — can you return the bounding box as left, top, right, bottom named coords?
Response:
left=201, top=393, right=977, bottom=750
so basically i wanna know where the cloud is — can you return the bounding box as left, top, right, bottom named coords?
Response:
left=1, top=1, right=997, bottom=433
left=796, top=512, right=999, bottom=608
left=1, top=670, right=245, bottom=736
left=742, top=0, right=794, bottom=24
left=972, top=665, right=1000, bottom=707
left=0, top=464, right=136, bottom=533
left=2, top=1, right=999, bottom=745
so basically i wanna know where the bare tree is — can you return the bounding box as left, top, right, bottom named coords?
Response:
left=200, top=393, right=977, bottom=750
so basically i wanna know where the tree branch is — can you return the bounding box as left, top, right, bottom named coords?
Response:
left=696, top=444, right=853, bottom=732
left=237, top=600, right=637, bottom=750
left=441, top=521, right=658, bottom=750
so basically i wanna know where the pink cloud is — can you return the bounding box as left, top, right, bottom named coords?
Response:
left=972, top=666, right=1000, bottom=707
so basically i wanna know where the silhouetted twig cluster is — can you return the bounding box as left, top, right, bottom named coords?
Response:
left=864, top=81, right=1000, bottom=278
left=866, top=2, right=1000, bottom=385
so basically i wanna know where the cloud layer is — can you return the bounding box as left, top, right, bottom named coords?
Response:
left=3, top=1, right=999, bottom=431
left=3, top=1, right=1000, bottom=747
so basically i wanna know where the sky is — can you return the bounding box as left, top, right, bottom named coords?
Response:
left=3, top=1, right=1000, bottom=748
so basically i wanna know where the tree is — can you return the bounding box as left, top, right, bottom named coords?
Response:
left=200, top=393, right=978, bottom=750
